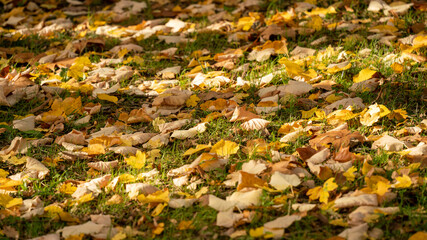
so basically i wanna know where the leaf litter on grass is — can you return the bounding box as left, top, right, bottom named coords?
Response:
left=0, top=0, right=426, bottom=239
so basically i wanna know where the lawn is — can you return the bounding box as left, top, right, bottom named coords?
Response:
left=0, top=0, right=426, bottom=239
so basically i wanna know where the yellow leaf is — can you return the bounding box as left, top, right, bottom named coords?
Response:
left=326, top=62, right=351, bottom=74
left=353, top=68, right=377, bottom=83
left=186, top=94, right=200, bottom=107
left=210, top=139, right=239, bottom=157
left=97, top=94, right=118, bottom=103
left=279, top=58, right=304, bottom=77
left=0, top=194, right=22, bottom=208
left=44, top=204, right=78, bottom=222
left=329, top=218, right=348, bottom=227
left=77, top=193, right=94, bottom=204
left=319, top=190, right=330, bottom=204
left=307, top=186, right=322, bottom=201
left=195, top=186, right=208, bottom=198
left=326, top=109, right=359, bottom=125
left=394, top=175, right=412, bottom=189
left=152, top=117, right=166, bottom=131
left=82, top=144, right=106, bottom=155
left=249, top=226, right=264, bottom=237
left=0, top=178, right=22, bottom=190
left=178, top=220, right=194, bottom=230
left=237, top=16, right=255, bottom=31
left=50, top=97, right=83, bottom=116
left=363, top=175, right=391, bottom=196
left=118, top=174, right=136, bottom=183
left=67, top=57, right=92, bottom=79
left=343, top=166, right=357, bottom=181
left=138, top=189, right=169, bottom=203
left=75, top=56, right=92, bottom=66
left=151, top=203, right=167, bottom=217
left=0, top=169, right=8, bottom=178
left=124, top=56, right=133, bottom=64
left=68, top=64, right=85, bottom=79
left=313, top=109, right=326, bottom=120
left=65, top=234, right=84, bottom=240
left=59, top=182, right=77, bottom=195
left=325, top=94, right=343, bottom=103
left=118, top=48, right=129, bottom=58
left=391, top=62, right=404, bottom=73
left=362, top=161, right=374, bottom=175
left=133, top=55, right=145, bottom=65
left=369, top=25, right=398, bottom=33
left=323, top=177, right=338, bottom=191
left=152, top=222, right=164, bottom=236
left=301, top=107, right=318, bottom=119
left=305, top=6, right=336, bottom=16
left=112, top=232, right=127, bottom=240
left=106, top=194, right=123, bottom=205
left=409, top=232, right=427, bottom=240
left=183, top=144, right=211, bottom=156
left=5, top=155, right=27, bottom=165
left=125, top=150, right=146, bottom=169
left=377, top=180, right=390, bottom=196
left=388, top=109, right=407, bottom=121
left=307, top=15, right=323, bottom=31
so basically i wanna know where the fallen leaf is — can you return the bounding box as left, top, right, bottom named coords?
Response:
left=372, top=135, right=405, bottom=151
left=353, top=68, right=377, bottom=83
left=124, top=151, right=147, bottom=169
left=210, top=139, right=239, bottom=157
left=269, top=172, right=301, bottom=190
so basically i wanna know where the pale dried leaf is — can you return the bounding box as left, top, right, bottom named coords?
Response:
left=334, top=194, right=378, bottom=208
left=339, top=223, right=369, bottom=240
left=208, top=195, right=236, bottom=212
left=305, top=148, right=330, bottom=164
left=241, top=160, right=267, bottom=175
left=241, top=118, right=270, bottom=131
left=226, top=189, right=262, bottom=209
left=169, top=198, right=197, bottom=208
left=269, top=172, right=301, bottom=190
left=72, top=174, right=111, bottom=199
left=264, top=215, right=302, bottom=229
left=216, top=210, right=244, bottom=228
left=87, top=160, right=118, bottom=172
left=13, top=115, right=35, bottom=131
left=372, top=135, right=405, bottom=151
left=291, top=203, right=316, bottom=212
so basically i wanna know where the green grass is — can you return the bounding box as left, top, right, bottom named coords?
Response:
left=0, top=0, right=426, bottom=239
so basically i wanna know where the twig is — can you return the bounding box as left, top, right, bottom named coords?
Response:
left=30, top=93, right=52, bottom=113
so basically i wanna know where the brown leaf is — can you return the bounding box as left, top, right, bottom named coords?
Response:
left=334, top=147, right=355, bottom=162
left=230, top=106, right=260, bottom=122
left=127, top=108, right=153, bottom=124
left=296, top=146, right=317, bottom=160
left=88, top=160, right=119, bottom=172
left=309, top=130, right=365, bottom=149
left=237, top=171, right=268, bottom=191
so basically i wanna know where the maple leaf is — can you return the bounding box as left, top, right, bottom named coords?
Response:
left=307, top=177, right=338, bottom=204
left=393, top=175, right=412, bottom=189
left=362, top=175, right=391, bottom=196
left=124, top=150, right=147, bottom=169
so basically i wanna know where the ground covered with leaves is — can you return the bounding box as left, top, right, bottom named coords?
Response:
left=0, top=0, right=426, bottom=239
